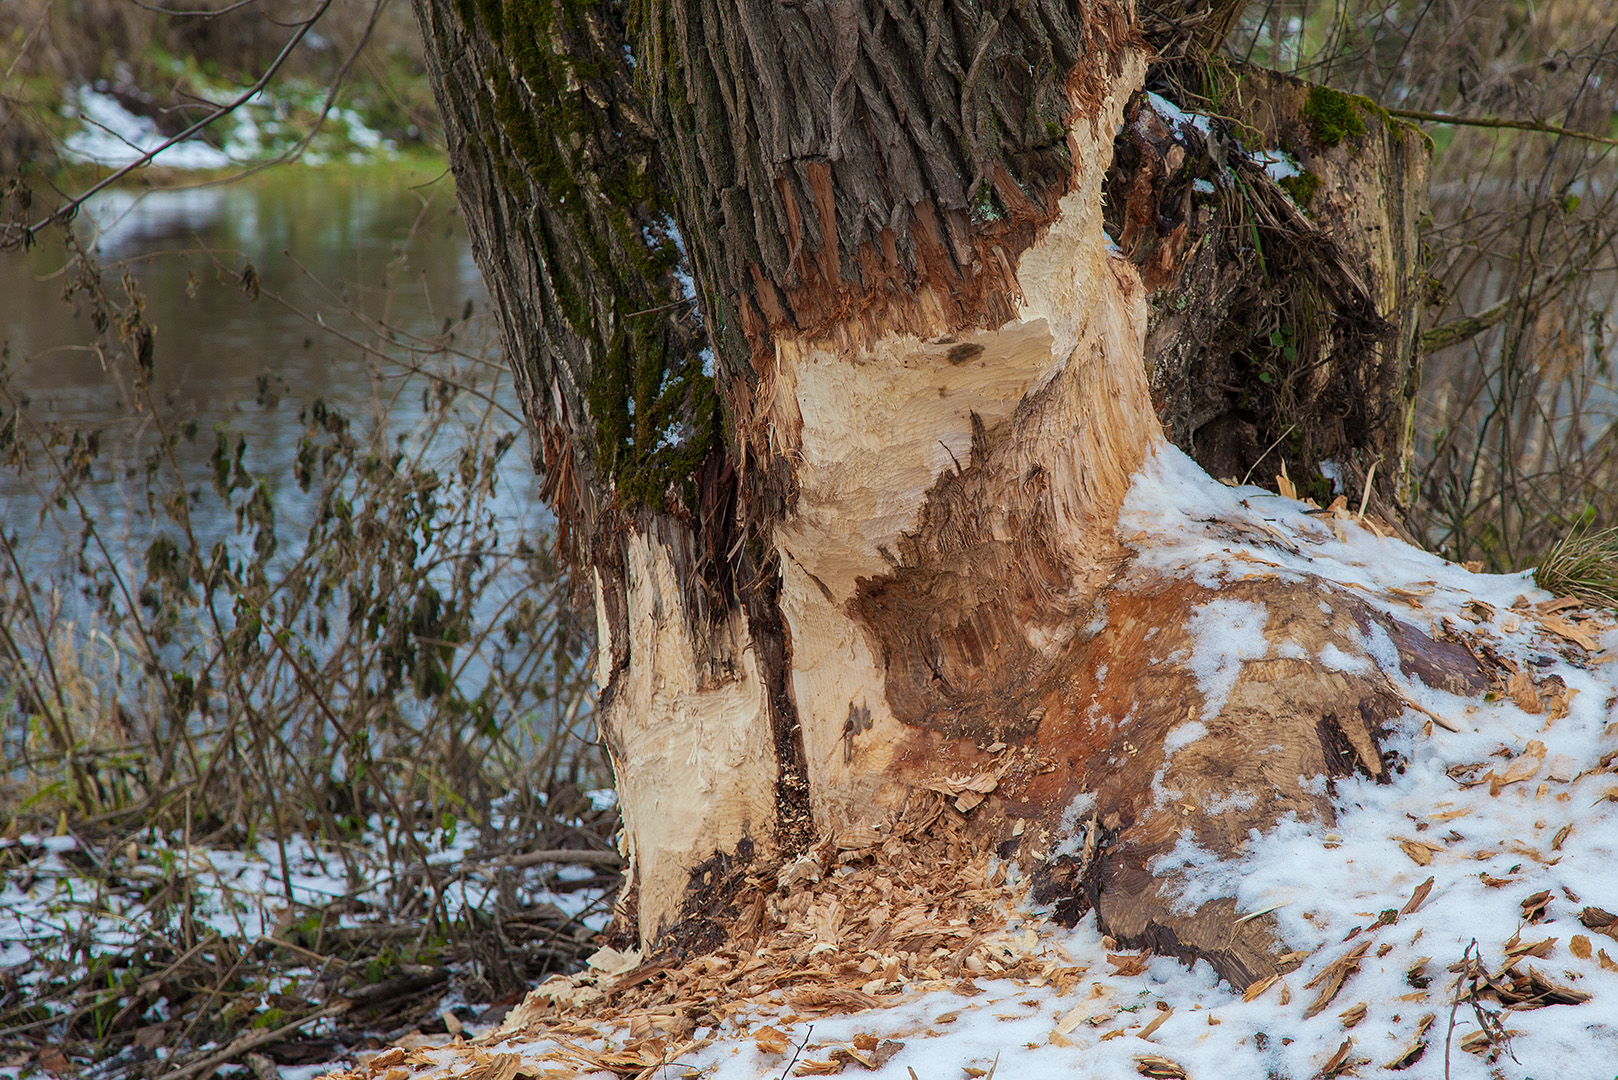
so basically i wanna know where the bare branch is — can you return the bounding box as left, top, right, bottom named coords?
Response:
left=1387, top=107, right=1618, bottom=150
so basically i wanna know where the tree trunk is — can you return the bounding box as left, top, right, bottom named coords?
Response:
left=413, top=0, right=1437, bottom=987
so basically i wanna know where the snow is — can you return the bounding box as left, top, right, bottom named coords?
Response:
left=1145, top=91, right=1214, bottom=141
left=62, top=88, right=232, bottom=170
left=1182, top=597, right=1271, bottom=722
left=373, top=444, right=1618, bottom=1080
left=58, top=85, right=397, bottom=171
left=1255, top=147, right=1303, bottom=183
left=0, top=796, right=615, bottom=1076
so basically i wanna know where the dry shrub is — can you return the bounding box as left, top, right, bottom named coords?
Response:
left=1231, top=0, right=1618, bottom=574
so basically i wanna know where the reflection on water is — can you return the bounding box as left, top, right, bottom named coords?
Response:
left=0, top=167, right=561, bottom=721
left=3, top=166, right=485, bottom=422
left=0, top=166, right=520, bottom=532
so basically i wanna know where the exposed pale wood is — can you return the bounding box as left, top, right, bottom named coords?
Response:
left=415, top=0, right=1447, bottom=989
left=769, top=50, right=1158, bottom=833
left=598, top=530, right=780, bottom=943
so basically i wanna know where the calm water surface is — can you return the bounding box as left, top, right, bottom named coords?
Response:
left=0, top=167, right=551, bottom=670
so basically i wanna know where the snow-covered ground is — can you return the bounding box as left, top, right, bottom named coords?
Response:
left=59, top=85, right=397, bottom=170
left=331, top=446, right=1618, bottom=1080
left=0, top=794, right=617, bottom=1078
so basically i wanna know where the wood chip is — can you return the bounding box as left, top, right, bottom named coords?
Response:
left=1520, top=890, right=1552, bottom=923
left=755, top=1026, right=793, bottom=1056
left=1053, top=1005, right=1086, bottom=1036
left=1137, top=1007, right=1173, bottom=1040
left=1507, top=669, right=1543, bottom=713
left=371, top=1050, right=406, bottom=1070
left=1134, top=1055, right=1188, bottom=1079
left=1400, top=876, right=1435, bottom=915
left=1304, top=942, right=1371, bottom=1019
left=1491, top=741, right=1547, bottom=793
left=1318, top=1037, right=1356, bottom=1078
left=1242, top=973, right=1280, bottom=1002
left=1503, top=934, right=1556, bottom=959
left=1540, top=614, right=1603, bottom=652
left=1107, top=953, right=1149, bottom=976
left=1382, top=1014, right=1434, bottom=1071
left=1398, top=840, right=1438, bottom=866
left=1570, top=935, right=1593, bottom=960
left=1579, top=907, right=1618, bottom=941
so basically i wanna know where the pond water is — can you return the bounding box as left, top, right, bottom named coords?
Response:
left=0, top=163, right=547, bottom=562
left=0, top=166, right=581, bottom=768
left=2, top=164, right=494, bottom=449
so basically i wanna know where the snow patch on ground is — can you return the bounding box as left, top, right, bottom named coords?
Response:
left=62, top=88, right=232, bottom=169
left=59, top=86, right=398, bottom=171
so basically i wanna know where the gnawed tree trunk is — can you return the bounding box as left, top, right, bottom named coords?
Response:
left=413, top=0, right=1439, bottom=988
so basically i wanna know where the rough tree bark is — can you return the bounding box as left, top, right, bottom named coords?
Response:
left=413, top=0, right=1440, bottom=988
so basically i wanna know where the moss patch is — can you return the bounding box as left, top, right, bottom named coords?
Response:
left=1277, top=170, right=1321, bottom=208
left=453, top=0, right=721, bottom=513
left=1303, top=86, right=1367, bottom=147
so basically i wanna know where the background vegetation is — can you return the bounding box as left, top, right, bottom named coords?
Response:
left=1230, top=0, right=1618, bottom=572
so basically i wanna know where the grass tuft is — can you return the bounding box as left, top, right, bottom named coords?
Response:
left=1533, top=523, right=1618, bottom=611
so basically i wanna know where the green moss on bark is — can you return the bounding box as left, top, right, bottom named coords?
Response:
left=453, top=0, right=720, bottom=512
left=1277, top=170, right=1320, bottom=208
left=1302, top=86, right=1367, bottom=147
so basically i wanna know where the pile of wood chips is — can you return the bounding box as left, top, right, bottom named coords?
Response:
left=321, top=795, right=1090, bottom=1080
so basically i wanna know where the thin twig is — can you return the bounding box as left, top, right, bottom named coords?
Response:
left=1387, top=107, right=1618, bottom=150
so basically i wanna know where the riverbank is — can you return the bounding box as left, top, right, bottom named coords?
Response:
left=1, top=0, right=437, bottom=177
